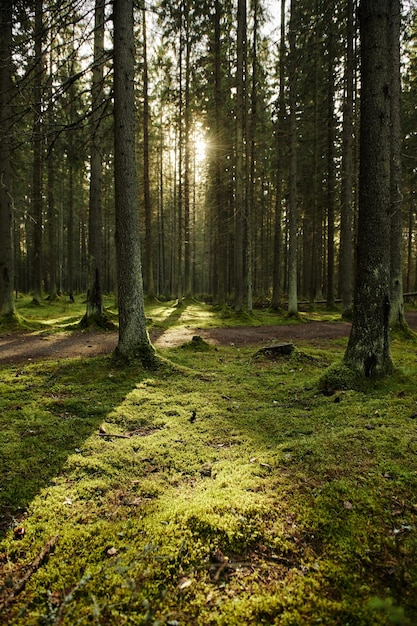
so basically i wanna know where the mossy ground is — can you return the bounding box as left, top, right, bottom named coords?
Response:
left=0, top=299, right=417, bottom=624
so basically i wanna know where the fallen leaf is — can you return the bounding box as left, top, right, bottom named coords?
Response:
left=260, top=462, right=272, bottom=469
left=178, top=577, right=192, bottom=590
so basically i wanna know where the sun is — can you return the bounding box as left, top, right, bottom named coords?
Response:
left=195, top=135, right=206, bottom=164
left=192, top=122, right=208, bottom=169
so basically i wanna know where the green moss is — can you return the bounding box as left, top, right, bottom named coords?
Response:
left=180, top=335, right=211, bottom=351
left=1, top=303, right=417, bottom=624
left=318, top=360, right=367, bottom=394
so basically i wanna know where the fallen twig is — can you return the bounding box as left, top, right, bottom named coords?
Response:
left=0, top=535, right=59, bottom=611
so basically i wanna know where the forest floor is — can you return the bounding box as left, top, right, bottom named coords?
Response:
left=1, top=311, right=416, bottom=364
left=1, top=301, right=417, bottom=625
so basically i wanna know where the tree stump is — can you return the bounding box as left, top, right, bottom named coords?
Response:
left=253, top=342, right=294, bottom=360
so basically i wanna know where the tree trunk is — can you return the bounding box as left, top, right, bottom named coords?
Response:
left=184, top=0, right=192, bottom=298
left=326, top=0, right=336, bottom=309
left=247, top=0, right=258, bottom=315
left=389, top=0, right=407, bottom=329
left=66, top=152, right=75, bottom=301
left=32, top=0, right=44, bottom=305
left=0, top=0, right=15, bottom=317
left=339, top=0, right=355, bottom=317
left=142, top=4, right=155, bottom=300
left=46, top=49, right=57, bottom=302
left=176, top=15, right=184, bottom=304
left=234, top=0, right=247, bottom=312
left=84, top=0, right=106, bottom=325
left=113, top=0, right=155, bottom=366
left=66, top=38, right=76, bottom=302
left=158, top=117, right=167, bottom=296
left=287, top=0, right=298, bottom=317
left=406, top=198, right=413, bottom=293
left=344, top=0, right=394, bottom=377
left=272, top=0, right=286, bottom=310
left=213, top=0, right=226, bottom=306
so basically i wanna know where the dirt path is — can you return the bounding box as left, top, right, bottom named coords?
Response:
left=0, top=313, right=416, bottom=365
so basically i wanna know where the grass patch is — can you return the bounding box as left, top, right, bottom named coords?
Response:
left=0, top=305, right=417, bottom=624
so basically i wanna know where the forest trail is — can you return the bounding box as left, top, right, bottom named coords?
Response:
left=0, top=313, right=416, bottom=365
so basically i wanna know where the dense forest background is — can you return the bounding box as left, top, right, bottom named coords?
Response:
left=1, top=0, right=417, bottom=315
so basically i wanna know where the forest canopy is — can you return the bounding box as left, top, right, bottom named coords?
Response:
left=0, top=0, right=416, bottom=320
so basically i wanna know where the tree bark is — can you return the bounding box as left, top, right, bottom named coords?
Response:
left=389, top=0, right=407, bottom=329
left=184, top=0, right=192, bottom=299
left=0, top=0, right=15, bottom=317
left=142, top=3, right=155, bottom=300
left=113, top=0, right=156, bottom=366
left=326, top=0, right=336, bottom=309
left=84, top=0, right=105, bottom=325
left=272, top=0, right=286, bottom=310
left=247, top=0, right=258, bottom=315
left=339, top=0, right=355, bottom=317
left=287, top=0, right=298, bottom=317
left=46, top=49, right=57, bottom=302
left=32, top=0, right=44, bottom=305
left=344, top=0, right=394, bottom=377
left=213, top=0, right=227, bottom=306
left=234, top=0, right=247, bottom=312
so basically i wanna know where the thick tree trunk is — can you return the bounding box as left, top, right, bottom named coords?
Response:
left=0, top=0, right=15, bottom=317
left=344, top=0, right=394, bottom=377
left=113, top=0, right=155, bottom=366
